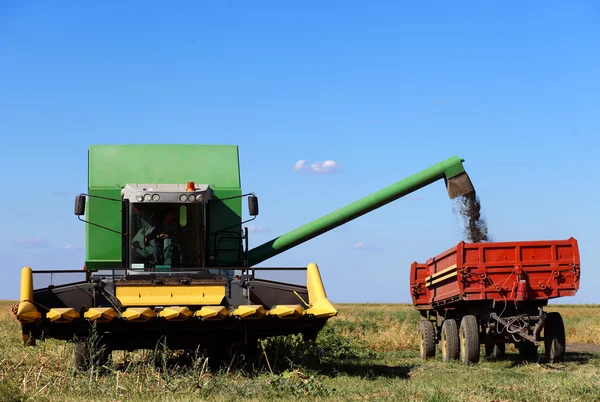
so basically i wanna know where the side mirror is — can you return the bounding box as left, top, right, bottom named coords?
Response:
left=248, top=195, right=259, bottom=216
left=74, top=195, right=86, bottom=216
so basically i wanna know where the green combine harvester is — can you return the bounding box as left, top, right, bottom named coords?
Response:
left=15, top=144, right=475, bottom=369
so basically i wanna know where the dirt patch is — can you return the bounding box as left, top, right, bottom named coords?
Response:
left=453, top=191, right=490, bottom=243
left=566, top=343, right=600, bottom=355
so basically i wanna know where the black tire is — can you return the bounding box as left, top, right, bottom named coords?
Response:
left=517, top=341, right=538, bottom=362
left=485, top=342, right=505, bottom=359
left=73, top=340, right=89, bottom=370
left=441, top=319, right=460, bottom=362
left=459, top=315, right=480, bottom=365
left=96, top=343, right=112, bottom=368
left=73, top=338, right=112, bottom=370
left=207, top=342, right=228, bottom=372
left=418, top=320, right=436, bottom=359
left=236, top=336, right=260, bottom=369
left=544, top=312, right=566, bottom=363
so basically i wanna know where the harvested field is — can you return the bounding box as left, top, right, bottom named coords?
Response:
left=1, top=300, right=599, bottom=401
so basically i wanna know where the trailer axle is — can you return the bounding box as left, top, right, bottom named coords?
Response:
left=490, top=312, right=542, bottom=346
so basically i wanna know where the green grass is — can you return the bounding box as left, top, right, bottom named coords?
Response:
left=1, top=301, right=599, bottom=401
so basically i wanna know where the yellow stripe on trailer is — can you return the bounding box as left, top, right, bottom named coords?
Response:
left=426, top=271, right=458, bottom=287
left=425, top=264, right=458, bottom=283
left=84, top=307, right=118, bottom=322
left=46, top=308, right=79, bottom=323
left=195, top=306, right=229, bottom=320
left=232, top=305, right=266, bottom=319
left=159, top=307, right=193, bottom=321
left=267, top=305, right=303, bottom=319
left=115, top=284, right=226, bottom=306
left=122, top=307, right=155, bottom=322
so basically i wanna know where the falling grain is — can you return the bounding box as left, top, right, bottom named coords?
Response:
left=454, top=191, right=490, bottom=243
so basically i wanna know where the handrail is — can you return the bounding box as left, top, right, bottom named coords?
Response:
left=31, top=270, right=88, bottom=274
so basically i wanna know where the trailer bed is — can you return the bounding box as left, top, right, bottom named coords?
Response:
left=410, top=238, right=580, bottom=310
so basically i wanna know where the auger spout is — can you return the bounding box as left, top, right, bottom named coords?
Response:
left=247, top=155, right=474, bottom=266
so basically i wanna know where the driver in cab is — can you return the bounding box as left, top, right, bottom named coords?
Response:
left=144, top=210, right=180, bottom=246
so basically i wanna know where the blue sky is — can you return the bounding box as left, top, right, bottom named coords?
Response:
left=1, top=1, right=598, bottom=304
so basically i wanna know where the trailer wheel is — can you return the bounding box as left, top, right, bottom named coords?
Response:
left=418, top=320, right=436, bottom=359
left=544, top=312, right=566, bottom=363
left=485, top=342, right=505, bottom=359
left=441, top=319, right=459, bottom=361
left=459, top=315, right=480, bottom=365
left=517, top=341, right=538, bottom=362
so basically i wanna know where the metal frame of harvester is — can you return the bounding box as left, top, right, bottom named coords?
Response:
left=15, top=144, right=476, bottom=369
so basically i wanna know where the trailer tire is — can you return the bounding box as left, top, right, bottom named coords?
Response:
left=517, top=341, right=538, bottom=362
left=544, top=312, right=566, bottom=363
left=485, top=342, right=505, bottom=359
left=459, top=315, right=480, bottom=365
left=418, top=320, right=436, bottom=359
left=441, top=319, right=459, bottom=361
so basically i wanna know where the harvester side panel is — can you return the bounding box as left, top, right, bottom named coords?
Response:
left=410, top=238, right=580, bottom=310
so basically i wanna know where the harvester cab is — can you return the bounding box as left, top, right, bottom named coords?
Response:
left=14, top=144, right=475, bottom=370
left=76, top=182, right=235, bottom=276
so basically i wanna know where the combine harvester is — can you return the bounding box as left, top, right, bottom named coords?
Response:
left=15, top=144, right=475, bottom=369
left=410, top=238, right=580, bottom=364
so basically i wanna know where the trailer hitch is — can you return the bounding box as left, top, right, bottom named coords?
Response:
left=490, top=312, right=540, bottom=346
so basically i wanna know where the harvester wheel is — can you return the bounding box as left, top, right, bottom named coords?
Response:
left=73, top=339, right=112, bottom=370
left=418, top=320, right=435, bottom=359
left=207, top=343, right=228, bottom=372
left=441, top=319, right=459, bottom=361
left=459, top=315, right=480, bottom=365
left=544, top=312, right=566, bottom=363
left=73, top=341, right=89, bottom=370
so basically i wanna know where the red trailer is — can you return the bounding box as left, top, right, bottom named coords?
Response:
left=410, top=238, right=580, bottom=364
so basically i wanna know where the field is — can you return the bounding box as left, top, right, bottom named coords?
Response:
left=1, top=300, right=599, bottom=402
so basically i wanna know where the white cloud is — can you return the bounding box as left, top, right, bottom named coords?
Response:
left=14, top=237, right=49, bottom=248
left=64, top=245, right=78, bottom=250
left=292, top=160, right=307, bottom=171
left=351, top=241, right=380, bottom=251
left=308, top=160, right=339, bottom=174
left=247, top=224, right=269, bottom=233
left=293, top=159, right=340, bottom=174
